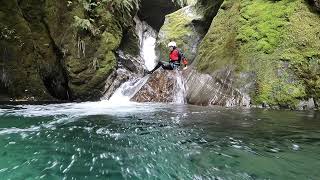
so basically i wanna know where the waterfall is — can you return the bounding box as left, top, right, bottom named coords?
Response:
left=135, top=17, right=158, bottom=70
left=173, top=71, right=186, bottom=104
left=107, top=17, right=158, bottom=102
left=108, top=76, right=149, bottom=103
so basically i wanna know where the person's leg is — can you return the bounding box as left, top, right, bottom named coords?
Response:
left=147, top=61, right=164, bottom=74
left=146, top=62, right=176, bottom=74
left=162, top=63, right=174, bottom=70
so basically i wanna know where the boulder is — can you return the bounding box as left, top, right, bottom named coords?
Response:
left=131, top=70, right=176, bottom=103
left=156, top=5, right=205, bottom=64
left=185, top=69, right=251, bottom=107
left=194, top=0, right=320, bottom=109
left=0, top=0, right=141, bottom=101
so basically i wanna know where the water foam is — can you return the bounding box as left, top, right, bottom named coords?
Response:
left=173, top=71, right=186, bottom=104
left=108, top=17, right=158, bottom=102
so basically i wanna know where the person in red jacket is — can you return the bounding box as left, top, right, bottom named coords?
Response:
left=146, top=41, right=188, bottom=74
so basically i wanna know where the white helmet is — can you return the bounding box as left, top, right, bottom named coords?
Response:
left=168, top=41, right=177, bottom=47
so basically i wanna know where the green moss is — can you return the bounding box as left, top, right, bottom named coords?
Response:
left=101, top=30, right=122, bottom=50
left=161, top=10, right=193, bottom=40
left=157, top=6, right=194, bottom=53
left=195, top=0, right=224, bottom=25
left=0, top=0, right=140, bottom=100
left=117, top=24, right=140, bottom=56
left=157, top=6, right=203, bottom=63
left=195, top=0, right=320, bottom=108
left=196, top=0, right=240, bottom=72
left=0, top=0, right=53, bottom=100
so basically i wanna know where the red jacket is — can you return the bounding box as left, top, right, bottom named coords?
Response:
left=169, top=49, right=180, bottom=62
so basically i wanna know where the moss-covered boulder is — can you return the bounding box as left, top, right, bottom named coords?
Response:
left=156, top=5, right=205, bottom=64
left=0, top=0, right=141, bottom=101
left=0, top=0, right=54, bottom=100
left=44, top=0, right=141, bottom=100
left=195, top=0, right=320, bottom=109
left=156, top=0, right=224, bottom=64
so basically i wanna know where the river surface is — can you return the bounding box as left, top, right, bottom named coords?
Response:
left=0, top=101, right=319, bottom=179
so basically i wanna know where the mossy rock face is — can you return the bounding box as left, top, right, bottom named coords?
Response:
left=41, top=1, right=132, bottom=100
left=138, top=0, right=181, bottom=31
left=156, top=0, right=223, bottom=64
left=195, top=0, right=320, bottom=109
left=118, top=26, right=140, bottom=57
left=195, top=0, right=224, bottom=27
left=0, top=0, right=140, bottom=101
left=156, top=6, right=205, bottom=64
left=0, top=0, right=53, bottom=100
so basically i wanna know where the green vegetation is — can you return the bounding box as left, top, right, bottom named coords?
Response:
left=73, top=16, right=100, bottom=35
left=157, top=5, right=203, bottom=63
left=0, top=0, right=141, bottom=100
left=195, top=0, right=320, bottom=108
left=159, top=7, right=195, bottom=45
left=64, top=0, right=138, bottom=99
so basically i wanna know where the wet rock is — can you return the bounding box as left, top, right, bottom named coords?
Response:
left=131, top=70, right=176, bottom=102
left=117, top=51, right=144, bottom=74
left=195, top=0, right=320, bottom=109
left=102, top=51, right=144, bottom=100
left=185, top=69, right=251, bottom=107
left=308, top=0, right=320, bottom=11
left=297, top=98, right=315, bottom=110
left=137, top=0, right=181, bottom=31
left=101, top=70, right=129, bottom=100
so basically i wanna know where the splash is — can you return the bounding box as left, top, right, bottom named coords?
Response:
left=173, top=70, right=186, bottom=104
left=109, top=76, right=149, bottom=103
left=108, top=17, right=158, bottom=102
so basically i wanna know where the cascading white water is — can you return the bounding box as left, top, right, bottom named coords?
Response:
left=173, top=71, right=186, bottom=104
left=108, top=17, right=158, bottom=102
left=108, top=76, right=149, bottom=103
left=135, top=17, right=158, bottom=70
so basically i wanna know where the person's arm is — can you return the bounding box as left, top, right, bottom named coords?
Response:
left=180, top=52, right=188, bottom=69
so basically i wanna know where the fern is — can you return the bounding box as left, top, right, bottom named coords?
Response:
left=78, top=0, right=98, bottom=11
left=110, top=0, right=140, bottom=27
left=73, top=16, right=99, bottom=35
left=74, top=0, right=141, bottom=31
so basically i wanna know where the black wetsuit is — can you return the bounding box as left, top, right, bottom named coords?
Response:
left=148, top=48, right=183, bottom=74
